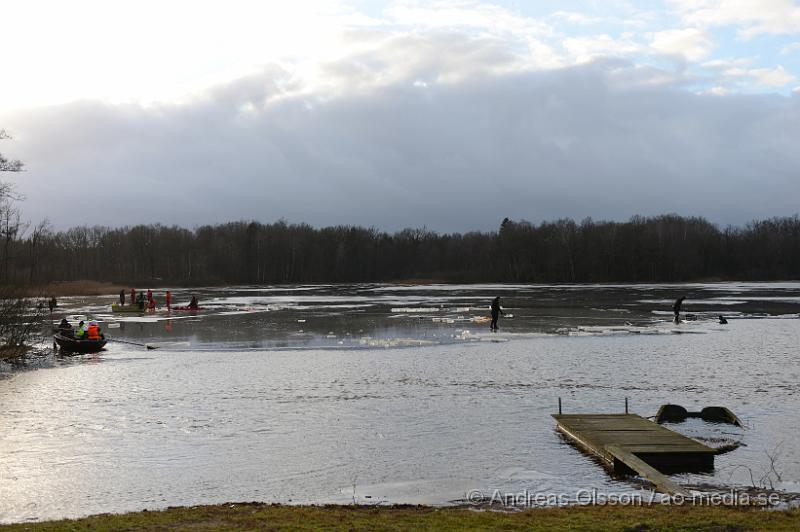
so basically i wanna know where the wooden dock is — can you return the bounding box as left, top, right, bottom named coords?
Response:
left=553, top=413, right=717, bottom=496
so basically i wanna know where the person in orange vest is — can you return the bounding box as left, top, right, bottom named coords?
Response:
left=86, top=320, right=104, bottom=340
left=165, top=290, right=171, bottom=311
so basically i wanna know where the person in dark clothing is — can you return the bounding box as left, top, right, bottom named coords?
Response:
left=57, top=318, right=73, bottom=337
left=119, top=289, right=126, bottom=306
left=490, top=296, right=503, bottom=331
left=48, top=296, right=57, bottom=314
left=673, top=296, right=686, bottom=324
left=188, top=296, right=199, bottom=309
left=136, top=292, right=145, bottom=311
left=718, top=315, right=728, bottom=324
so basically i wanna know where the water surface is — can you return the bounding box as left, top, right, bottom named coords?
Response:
left=1, top=283, right=799, bottom=522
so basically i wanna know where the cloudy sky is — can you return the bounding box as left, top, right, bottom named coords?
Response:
left=3, top=0, right=800, bottom=232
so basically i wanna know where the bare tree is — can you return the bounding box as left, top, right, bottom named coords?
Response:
left=0, top=129, right=23, bottom=172
left=0, top=192, right=24, bottom=282
left=0, top=286, right=47, bottom=354
left=27, top=219, right=52, bottom=283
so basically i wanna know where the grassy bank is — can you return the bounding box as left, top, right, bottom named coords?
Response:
left=34, top=280, right=127, bottom=297
left=0, top=345, right=31, bottom=361
left=2, top=503, right=798, bottom=531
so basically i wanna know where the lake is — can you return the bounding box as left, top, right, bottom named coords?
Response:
left=1, top=282, right=799, bottom=523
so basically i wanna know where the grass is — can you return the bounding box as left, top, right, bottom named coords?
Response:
left=35, top=280, right=127, bottom=297
left=1, top=503, right=799, bottom=531
left=0, top=345, right=32, bottom=361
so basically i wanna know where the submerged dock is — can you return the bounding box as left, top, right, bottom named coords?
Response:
left=553, top=413, right=716, bottom=496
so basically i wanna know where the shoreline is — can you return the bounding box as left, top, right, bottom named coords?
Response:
left=25, top=278, right=800, bottom=299
left=29, top=280, right=127, bottom=297
left=0, top=345, right=32, bottom=361
left=1, top=503, right=798, bottom=530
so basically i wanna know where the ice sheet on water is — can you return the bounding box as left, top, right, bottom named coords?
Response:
left=366, top=283, right=536, bottom=291
left=719, top=296, right=800, bottom=303
left=203, top=285, right=335, bottom=292
left=638, top=298, right=748, bottom=305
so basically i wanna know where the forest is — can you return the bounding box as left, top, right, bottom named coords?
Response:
left=2, top=214, right=799, bottom=286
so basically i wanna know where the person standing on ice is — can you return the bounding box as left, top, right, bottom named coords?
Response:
left=490, top=296, right=503, bottom=331
left=673, top=296, right=686, bottom=324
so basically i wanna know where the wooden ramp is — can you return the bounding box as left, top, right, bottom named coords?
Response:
left=553, top=413, right=716, bottom=496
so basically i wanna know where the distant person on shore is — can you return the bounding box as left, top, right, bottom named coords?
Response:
left=188, top=296, right=199, bottom=309
left=490, top=296, right=503, bottom=331
left=165, top=290, right=171, bottom=311
left=673, top=296, right=686, bottom=324
left=48, top=296, right=57, bottom=314
left=131, top=288, right=136, bottom=307
left=119, top=289, right=125, bottom=306
left=718, top=315, right=728, bottom=324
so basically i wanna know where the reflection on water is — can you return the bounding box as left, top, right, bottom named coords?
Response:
left=1, top=283, right=799, bottom=522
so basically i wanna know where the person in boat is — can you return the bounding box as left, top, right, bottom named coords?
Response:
left=188, top=296, right=199, bottom=309
left=673, top=296, right=686, bottom=324
left=718, top=315, right=728, bottom=324
left=75, top=320, right=87, bottom=339
left=86, top=320, right=104, bottom=341
left=119, top=289, right=126, bottom=306
left=490, top=296, right=503, bottom=331
left=165, top=290, right=172, bottom=311
left=57, top=318, right=74, bottom=337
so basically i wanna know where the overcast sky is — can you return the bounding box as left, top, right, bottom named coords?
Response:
left=3, top=0, right=800, bottom=232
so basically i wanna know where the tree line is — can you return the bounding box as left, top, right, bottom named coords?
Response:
left=1, top=214, right=799, bottom=286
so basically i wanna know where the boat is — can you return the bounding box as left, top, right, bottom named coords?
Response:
left=53, top=333, right=107, bottom=354
left=655, top=404, right=743, bottom=427
left=112, top=303, right=145, bottom=313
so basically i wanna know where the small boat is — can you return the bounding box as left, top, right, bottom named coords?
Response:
left=655, top=404, right=743, bottom=427
left=53, top=333, right=107, bottom=354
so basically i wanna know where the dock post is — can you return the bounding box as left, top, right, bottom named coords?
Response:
left=625, top=397, right=628, bottom=414
left=558, top=397, right=562, bottom=415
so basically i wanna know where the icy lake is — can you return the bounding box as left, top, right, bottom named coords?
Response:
left=1, top=282, right=799, bottom=522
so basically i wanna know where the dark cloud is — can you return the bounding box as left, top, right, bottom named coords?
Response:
left=6, top=38, right=800, bottom=232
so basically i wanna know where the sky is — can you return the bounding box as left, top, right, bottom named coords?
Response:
left=2, top=0, right=800, bottom=232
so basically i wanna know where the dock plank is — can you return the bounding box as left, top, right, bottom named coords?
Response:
left=553, top=413, right=715, bottom=495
